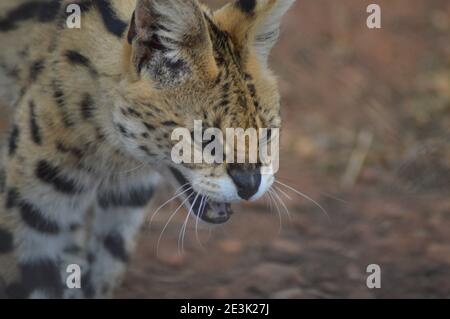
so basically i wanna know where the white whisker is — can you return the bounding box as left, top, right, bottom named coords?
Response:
left=116, top=162, right=146, bottom=175
left=271, top=187, right=292, bottom=221
left=195, top=195, right=207, bottom=248
left=148, top=184, right=191, bottom=227
left=274, top=185, right=292, bottom=200
left=267, top=189, right=282, bottom=236
left=321, top=192, right=349, bottom=204
left=178, top=192, right=200, bottom=255
left=157, top=193, right=193, bottom=257
left=178, top=210, right=191, bottom=256
left=275, top=180, right=330, bottom=220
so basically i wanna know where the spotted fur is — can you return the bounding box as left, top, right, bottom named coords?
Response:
left=0, top=0, right=294, bottom=298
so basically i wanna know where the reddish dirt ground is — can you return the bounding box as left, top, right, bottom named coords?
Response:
left=1, top=0, right=449, bottom=299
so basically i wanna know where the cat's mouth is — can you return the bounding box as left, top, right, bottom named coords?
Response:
left=170, top=168, right=233, bottom=225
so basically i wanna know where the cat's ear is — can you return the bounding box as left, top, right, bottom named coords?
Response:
left=128, top=0, right=216, bottom=85
left=214, top=0, right=295, bottom=66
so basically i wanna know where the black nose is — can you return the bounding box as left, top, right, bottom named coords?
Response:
left=228, top=165, right=261, bottom=200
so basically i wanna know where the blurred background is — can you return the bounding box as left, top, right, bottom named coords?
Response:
left=2, top=0, right=450, bottom=298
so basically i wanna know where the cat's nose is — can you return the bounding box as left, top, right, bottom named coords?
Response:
left=228, top=164, right=261, bottom=200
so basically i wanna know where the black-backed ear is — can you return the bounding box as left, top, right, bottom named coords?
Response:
left=129, top=0, right=216, bottom=86
left=215, top=0, right=296, bottom=66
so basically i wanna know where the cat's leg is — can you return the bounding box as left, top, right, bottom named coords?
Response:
left=2, top=158, right=97, bottom=299
left=83, top=172, right=159, bottom=298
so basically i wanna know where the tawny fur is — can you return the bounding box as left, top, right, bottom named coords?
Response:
left=0, top=0, right=294, bottom=298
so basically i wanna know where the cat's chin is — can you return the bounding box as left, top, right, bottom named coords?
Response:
left=170, top=167, right=234, bottom=225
